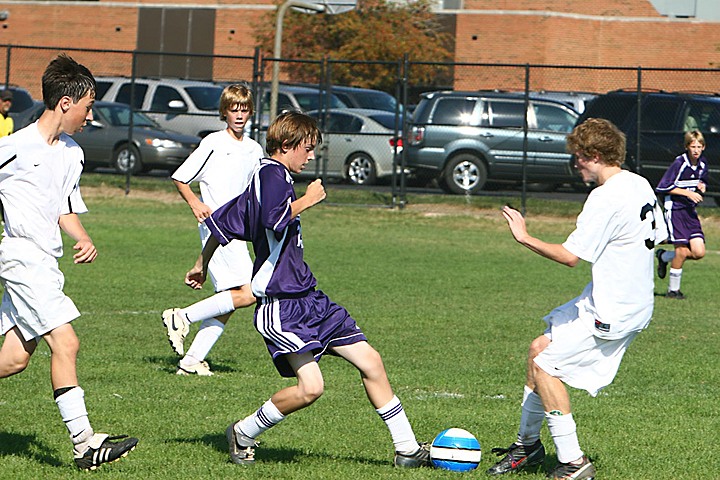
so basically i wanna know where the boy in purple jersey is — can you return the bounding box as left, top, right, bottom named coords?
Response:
left=199, top=111, right=430, bottom=468
left=655, top=130, right=708, bottom=300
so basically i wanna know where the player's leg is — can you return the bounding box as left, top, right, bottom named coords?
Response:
left=0, top=326, right=37, bottom=377
left=487, top=335, right=548, bottom=475
left=668, top=244, right=688, bottom=298
left=43, top=324, right=138, bottom=470
left=332, top=341, right=430, bottom=467
left=687, top=237, right=705, bottom=260
left=177, top=284, right=255, bottom=375
left=226, top=352, right=322, bottom=465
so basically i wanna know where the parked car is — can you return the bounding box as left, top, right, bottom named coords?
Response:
left=5, top=85, right=37, bottom=120
left=16, top=100, right=200, bottom=174
left=95, top=76, right=227, bottom=138
left=305, top=108, right=402, bottom=185
left=405, top=90, right=581, bottom=194
left=329, top=85, right=402, bottom=114
left=257, top=84, right=347, bottom=126
left=528, top=90, right=597, bottom=114
left=576, top=89, right=720, bottom=202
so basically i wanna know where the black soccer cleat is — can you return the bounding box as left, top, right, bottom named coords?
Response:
left=74, top=434, right=138, bottom=471
left=546, top=455, right=596, bottom=479
left=656, top=248, right=668, bottom=279
left=666, top=290, right=686, bottom=300
left=394, top=442, right=431, bottom=468
left=487, top=439, right=545, bottom=475
left=226, top=423, right=257, bottom=466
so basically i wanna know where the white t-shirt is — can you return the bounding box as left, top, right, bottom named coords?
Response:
left=172, top=129, right=264, bottom=210
left=0, top=122, right=87, bottom=258
left=562, top=170, right=667, bottom=339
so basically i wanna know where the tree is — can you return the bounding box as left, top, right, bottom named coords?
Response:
left=255, top=0, right=453, bottom=92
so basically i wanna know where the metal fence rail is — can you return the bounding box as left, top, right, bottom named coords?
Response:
left=2, top=44, right=719, bottom=208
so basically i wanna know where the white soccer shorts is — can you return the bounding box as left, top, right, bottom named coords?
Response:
left=0, top=237, right=80, bottom=341
left=534, top=298, right=640, bottom=397
left=199, top=223, right=252, bottom=292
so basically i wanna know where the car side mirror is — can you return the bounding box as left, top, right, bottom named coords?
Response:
left=89, top=120, right=104, bottom=128
left=167, top=100, right=188, bottom=112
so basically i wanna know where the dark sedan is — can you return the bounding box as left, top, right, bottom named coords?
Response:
left=15, top=101, right=200, bottom=174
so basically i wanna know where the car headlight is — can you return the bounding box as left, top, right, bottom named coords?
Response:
left=146, top=138, right=182, bottom=148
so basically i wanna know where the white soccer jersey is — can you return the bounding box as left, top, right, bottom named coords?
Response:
left=0, top=122, right=88, bottom=258
left=562, top=170, right=667, bottom=339
left=171, top=130, right=264, bottom=210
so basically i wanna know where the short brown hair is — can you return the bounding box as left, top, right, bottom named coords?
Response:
left=265, top=111, right=322, bottom=156
left=566, top=118, right=626, bottom=167
left=219, top=84, right=254, bottom=120
left=684, top=129, right=705, bottom=148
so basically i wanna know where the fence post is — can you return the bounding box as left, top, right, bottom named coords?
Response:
left=251, top=47, right=261, bottom=142
left=4, top=45, right=10, bottom=87
left=124, top=51, right=139, bottom=195
left=521, top=64, right=530, bottom=216
left=395, top=53, right=409, bottom=209
left=635, top=66, right=642, bottom=175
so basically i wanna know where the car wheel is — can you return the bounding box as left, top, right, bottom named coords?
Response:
left=442, top=153, right=487, bottom=194
left=346, top=153, right=377, bottom=185
left=112, top=144, right=142, bottom=174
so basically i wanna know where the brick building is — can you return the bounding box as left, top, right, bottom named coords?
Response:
left=1, top=0, right=719, bottom=95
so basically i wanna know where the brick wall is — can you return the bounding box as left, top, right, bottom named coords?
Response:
left=462, top=0, right=661, bottom=17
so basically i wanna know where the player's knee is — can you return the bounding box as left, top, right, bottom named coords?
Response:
left=528, top=337, right=548, bottom=360
left=299, top=379, right=324, bottom=405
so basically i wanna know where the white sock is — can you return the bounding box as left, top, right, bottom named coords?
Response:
left=236, top=399, right=285, bottom=439
left=376, top=395, right=418, bottom=455
left=669, top=268, right=682, bottom=291
left=517, top=386, right=544, bottom=445
left=180, top=290, right=235, bottom=324
left=184, top=318, right=226, bottom=363
left=545, top=412, right=583, bottom=464
left=55, top=387, right=93, bottom=448
left=661, top=250, right=675, bottom=263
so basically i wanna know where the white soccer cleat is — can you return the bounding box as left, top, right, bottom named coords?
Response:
left=176, top=359, right=214, bottom=376
left=162, top=308, right=189, bottom=356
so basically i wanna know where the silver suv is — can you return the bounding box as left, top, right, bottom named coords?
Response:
left=405, top=91, right=581, bottom=194
left=95, top=77, right=227, bottom=138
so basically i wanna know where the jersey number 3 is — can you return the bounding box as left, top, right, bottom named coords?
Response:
left=640, top=202, right=657, bottom=250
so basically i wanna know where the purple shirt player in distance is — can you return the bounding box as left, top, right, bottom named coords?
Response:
left=654, top=130, right=708, bottom=299
left=199, top=111, right=431, bottom=469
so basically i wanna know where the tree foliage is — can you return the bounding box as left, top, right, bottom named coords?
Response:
left=255, top=0, right=453, bottom=92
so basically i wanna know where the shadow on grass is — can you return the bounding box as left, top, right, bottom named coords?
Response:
left=0, top=431, right=65, bottom=467
left=143, top=355, right=238, bottom=375
left=168, top=432, right=388, bottom=466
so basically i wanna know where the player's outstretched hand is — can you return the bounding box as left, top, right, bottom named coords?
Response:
left=501, top=205, right=529, bottom=243
left=306, top=179, right=326, bottom=207
left=185, top=265, right=206, bottom=290
left=72, top=239, right=97, bottom=264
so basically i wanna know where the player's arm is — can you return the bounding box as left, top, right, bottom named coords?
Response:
left=501, top=206, right=579, bottom=267
left=290, top=179, right=326, bottom=218
left=59, top=213, right=97, bottom=264
left=174, top=179, right=213, bottom=222
left=184, top=253, right=204, bottom=290
left=666, top=186, right=703, bottom=204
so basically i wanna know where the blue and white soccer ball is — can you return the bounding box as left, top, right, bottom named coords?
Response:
left=430, top=428, right=482, bottom=472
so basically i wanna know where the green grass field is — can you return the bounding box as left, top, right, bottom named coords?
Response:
left=0, top=175, right=718, bottom=479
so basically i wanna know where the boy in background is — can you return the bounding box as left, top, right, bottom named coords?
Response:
left=163, top=84, right=263, bottom=375
left=0, top=54, right=138, bottom=470
left=655, top=130, right=708, bottom=300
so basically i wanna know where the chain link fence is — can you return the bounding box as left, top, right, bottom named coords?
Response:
left=2, top=44, right=719, bottom=207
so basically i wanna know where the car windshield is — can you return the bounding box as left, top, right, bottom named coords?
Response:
left=184, top=86, right=224, bottom=111
left=367, top=112, right=400, bottom=130
left=354, top=92, right=400, bottom=112
left=295, top=93, right=346, bottom=111
left=96, top=104, right=158, bottom=128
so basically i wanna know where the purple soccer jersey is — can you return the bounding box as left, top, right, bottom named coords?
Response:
left=206, top=158, right=317, bottom=298
left=656, top=152, right=708, bottom=210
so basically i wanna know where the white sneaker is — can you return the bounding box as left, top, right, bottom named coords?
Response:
left=177, top=360, right=213, bottom=376
left=162, top=308, right=189, bottom=356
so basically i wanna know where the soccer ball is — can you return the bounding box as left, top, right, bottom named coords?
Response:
left=430, top=428, right=482, bottom=472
